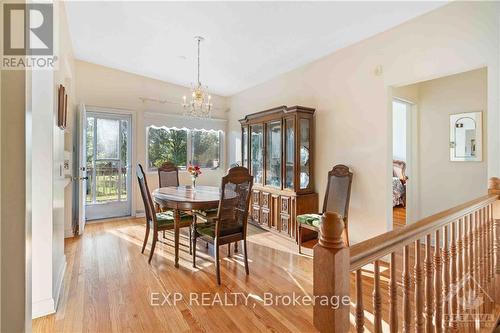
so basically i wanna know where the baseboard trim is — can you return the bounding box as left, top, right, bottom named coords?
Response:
left=32, top=297, right=55, bottom=319
left=53, top=256, right=67, bottom=310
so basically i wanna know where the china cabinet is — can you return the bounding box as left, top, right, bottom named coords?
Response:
left=239, top=106, right=318, bottom=241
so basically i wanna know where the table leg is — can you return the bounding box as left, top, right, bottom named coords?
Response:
left=174, top=209, right=180, bottom=268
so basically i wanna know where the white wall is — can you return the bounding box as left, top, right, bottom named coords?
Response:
left=416, top=68, right=488, bottom=219
left=227, top=1, right=500, bottom=243
left=75, top=60, right=230, bottom=216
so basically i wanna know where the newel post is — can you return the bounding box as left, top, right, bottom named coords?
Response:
left=313, top=212, right=350, bottom=333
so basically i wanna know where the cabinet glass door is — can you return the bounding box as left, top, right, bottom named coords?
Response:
left=299, top=118, right=311, bottom=189
left=242, top=127, right=248, bottom=168
left=284, top=118, right=294, bottom=189
left=250, top=125, right=264, bottom=184
left=266, top=121, right=282, bottom=187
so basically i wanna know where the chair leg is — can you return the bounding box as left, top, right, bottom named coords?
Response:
left=215, top=240, right=221, bottom=285
left=243, top=239, right=249, bottom=275
left=234, top=241, right=239, bottom=253
left=163, top=230, right=165, bottom=238
left=148, top=232, right=157, bottom=264
left=141, top=223, right=150, bottom=254
left=227, top=243, right=231, bottom=257
left=189, top=227, right=192, bottom=255
left=192, top=234, right=197, bottom=268
left=298, top=225, right=302, bottom=254
left=205, top=242, right=209, bottom=249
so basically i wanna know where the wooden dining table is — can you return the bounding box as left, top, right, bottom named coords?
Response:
left=152, top=185, right=221, bottom=267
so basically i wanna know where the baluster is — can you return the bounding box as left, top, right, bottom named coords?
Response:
left=356, top=269, right=364, bottom=333
left=450, top=221, right=457, bottom=330
left=434, top=229, right=442, bottom=332
left=403, top=245, right=411, bottom=333
left=463, top=215, right=470, bottom=322
left=481, top=207, right=489, bottom=313
left=424, top=234, right=433, bottom=333
left=415, top=239, right=424, bottom=333
left=442, top=225, right=450, bottom=331
left=389, top=252, right=398, bottom=333
left=488, top=204, right=494, bottom=296
left=469, top=213, right=476, bottom=329
left=373, top=260, right=382, bottom=333
left=475, top=211, right=483, bottom=316
left=487, top=205, right=493, bottom=311
left=457, top=218, right=464, bottom=315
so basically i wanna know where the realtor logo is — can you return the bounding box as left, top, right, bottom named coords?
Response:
left=2, top=3, right=56, bottom=69
left=4, top=3, right=53, bottom=55
left=445, top=273, right=495, bottom=327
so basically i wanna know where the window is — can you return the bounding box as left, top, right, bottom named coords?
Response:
left=191, top=130, right=221, bottom=169
left=147, top=127, right=222, bottom=171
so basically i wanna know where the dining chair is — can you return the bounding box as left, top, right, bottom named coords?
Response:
left=136, top=163, right=192, bottom=263
left=297, top=164, right=353, bottom=253
left=158, top=161, right=180, bottom=187
left=192, top=166, right=253, bottom=285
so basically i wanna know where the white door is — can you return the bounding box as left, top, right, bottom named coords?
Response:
left=76, top=104, right=88, bottom=235
left=85, top=112, right=132, bottom=220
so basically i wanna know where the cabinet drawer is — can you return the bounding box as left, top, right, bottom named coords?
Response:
left=261, top=208, right=270, bottom=226
left=252, top=191, right=260, bottom=205
left=252, top=206, right=260, bottom=223
left=280, top=214, right=290, bottom=234
left=261, top=192, right=270, bottom=208
left=280, top=196, right=290, bottom=214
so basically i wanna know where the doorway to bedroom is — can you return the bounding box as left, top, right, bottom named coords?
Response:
left=392, top=99, right=411, bottom=227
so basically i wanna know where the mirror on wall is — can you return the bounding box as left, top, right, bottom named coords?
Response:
left=449, top=111, right=482, bottom=161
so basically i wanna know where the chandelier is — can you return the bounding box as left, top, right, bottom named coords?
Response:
left=182, top=36, right=212, bottom=118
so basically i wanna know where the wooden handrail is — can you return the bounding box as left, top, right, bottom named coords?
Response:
left=349, top=194, right=498, bottom=271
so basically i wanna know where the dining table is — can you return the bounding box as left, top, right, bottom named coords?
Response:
left=152, top=185, right=221, bottom=268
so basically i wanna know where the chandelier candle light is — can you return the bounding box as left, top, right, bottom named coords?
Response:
left=183, top=36, right=213, bottom=118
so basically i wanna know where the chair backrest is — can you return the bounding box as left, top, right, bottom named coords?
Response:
left=158, top=162, right=179, bottom=188
left=216, top=167, right=253, bottom=238
left=322, top=165, right=353, bottom=222
left=137, top=164, right=156, bottom=228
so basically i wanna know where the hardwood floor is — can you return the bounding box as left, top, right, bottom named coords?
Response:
left=393, top=205, right=406, bottom=228
left=33, top=218, right=317, bottom=333
left=33, top=217, right=499, bottom=333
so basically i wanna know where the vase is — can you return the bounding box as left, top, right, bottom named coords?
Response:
left=192, top=177, right=197, bottom=189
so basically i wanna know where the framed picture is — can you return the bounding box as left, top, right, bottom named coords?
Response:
left=57, top=84, right=67, bottom=129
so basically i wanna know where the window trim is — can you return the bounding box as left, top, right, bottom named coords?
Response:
left=146, top=126, right=224, bottom=172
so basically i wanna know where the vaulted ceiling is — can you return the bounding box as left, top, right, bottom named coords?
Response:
left=65, top=1, right=447, bottom=96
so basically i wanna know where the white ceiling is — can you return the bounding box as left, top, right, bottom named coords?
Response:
left=65, top=1, right=447, bottom=96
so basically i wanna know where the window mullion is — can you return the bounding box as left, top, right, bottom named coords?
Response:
left=187, top=129, right=193, bottom=166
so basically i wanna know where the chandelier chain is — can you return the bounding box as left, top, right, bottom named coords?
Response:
left=197, top=37, right=201, bottom=85
left=182, top=36, right=212, bottom=118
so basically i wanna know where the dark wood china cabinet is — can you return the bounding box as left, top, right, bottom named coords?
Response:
left=239, top=105, right=318, bottom=241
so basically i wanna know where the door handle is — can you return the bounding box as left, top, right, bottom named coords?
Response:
left=74, top=176, right=88, bottom=181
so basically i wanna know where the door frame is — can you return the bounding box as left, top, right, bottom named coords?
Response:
left=84, top=106, right=137, bottom=221
left=391, top=97, right=418, bottom=226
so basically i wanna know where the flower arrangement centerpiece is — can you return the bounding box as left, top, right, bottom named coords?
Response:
left=187, top=164, right=202, bottom=188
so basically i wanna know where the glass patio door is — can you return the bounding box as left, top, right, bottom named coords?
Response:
left=85, top=112, right=132, bottom=220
